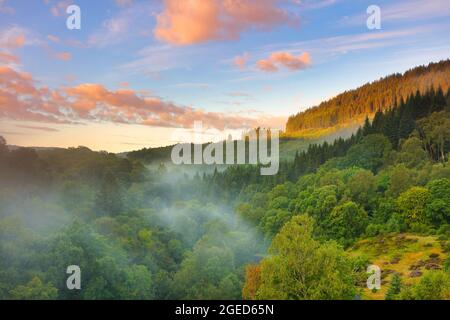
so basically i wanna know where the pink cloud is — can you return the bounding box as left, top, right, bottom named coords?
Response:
left=0, top=65, right=284, bottom=130
left=154, top=0, right=293, bottom=45
left=257, top=51, right=311, bottom=72
left=0, top=51, right=19, bottom=64
left=47, top=34, right=60, bottom=43
left=47, top=0, right=73, bottom=17
left=0, top=66, right=66, bottom=123
left=0, top=32, right=25, bottom=48
left=233, top=52, right=250, bottom=70
left=0, top=26, right=42, bottom=49
left=55, top=52, right=72, bottom=61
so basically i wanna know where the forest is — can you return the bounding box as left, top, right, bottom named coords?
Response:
left=1, top=63, right=450, bottom=300
left=286, top=59, right=450, bottom=135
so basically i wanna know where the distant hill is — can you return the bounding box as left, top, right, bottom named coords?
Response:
left=125, top=137, right=330, bottom=164
left=286, top=59, right=450, bottom=135
left=7, top=145, right=63, bottom=152
left=126, top=144, right=176, bottom=163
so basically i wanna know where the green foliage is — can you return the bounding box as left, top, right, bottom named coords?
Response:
left=9, top=277, right=58, bottom=300
left=1, top=70, right=450, bottom=301
left=95, top=172, right=124, bottom=216
left=396, top=187, right=430, bottom=226
left=387, top=165, right=416, bottom=197
left=396, top=137, right=429, bottom=168
left=347, top=170, right=376, bottom=206
left=385, top=273, right=402, bottom=300
left=171, top=241, right=240, bottom=299
left=426, top=179, right=450, bottom=225
left=417, top=111, right=450, bottom=162
left=254, top=215, right=355, bottom=300
left=344, top=134, right=392, bottom=172
left=327, top=202, right=369, bottom=246
left=400, top=271, right=450, bottom=300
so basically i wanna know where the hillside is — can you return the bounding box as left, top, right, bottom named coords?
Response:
left=348, top=233, right=449, bottom=300
left=286, top=59, right=450, bottom=135
left=126, top=138, right=316, bottom=164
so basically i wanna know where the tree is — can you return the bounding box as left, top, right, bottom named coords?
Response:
left=396, top=187, right=430, bottom=226
left=362, top=117, right=372, bottom=135
left=347, top=170, right=376, bottom=206
left=95, top=172, right=123, bottom=216
left=254, top=215, right=355, bottom=300
left=345, top=134, right=392, bottom=172
left=426, top=179, right=450, bottom=225
left=0, top=136, right=7, bottom=156
left=418, top=112, right=450, bottom=162
left=396, top=137, right=428, bottom=168
left=398, top=103, right=416, bottom=140
left=410, top=271, right=450, bottom=300
left=242, top=264, right=261, bottom=300
left=385, top=273, right=402, bottom=300
left=387, top=165, right=415, bottom=197
left=9, top=277, right=58, bottom=300
left=120, top=265, right=154, bottom=300
left=285, top=61, right=450, bottom=134
left=171, top=240, right=239, bottom=299
left=327, top=202, right=369, bottom=245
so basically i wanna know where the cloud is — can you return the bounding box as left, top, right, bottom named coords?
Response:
left=118, top=44, right=195, bottom=76
left=0, top=26, right=43, bottom=49
left=0, top=52, right=19, bottom=64
left=0, top=0, right=15, bottom=14
left=233, top=52, right=250, bottom=70
left=16, top=125, right=59, bottom=132
left=0, top=65, right=284, bottom=130
left=172, top=83, right=210, bottom=89
left=256, top=51, right=311, bottom=72
left=88, top=15, right=130, bottom=48
left=154, top=0, right=294, bottom=45
left=87, top=1, right=157, bottom=48
left=0, top=66, right=67, bottom=123
left=0, top=27, right=26, bottom=48
left=292, top=0, right=338, bottom=10
left=382, top=0, right=450, bottom=21
left=47, top=35, right=60, bottom=43
left=253, top=27, right=427, bottom=69
left=342, top=0, right=450, bottom=26
left=227, top=92, right=252, bottom=98
left=44, top=0, right=73, bottom=17
left=54, top=52, right=72, bottom=61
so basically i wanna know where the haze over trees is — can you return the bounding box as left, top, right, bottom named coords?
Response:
left=1, top=60, right=450, bottom=300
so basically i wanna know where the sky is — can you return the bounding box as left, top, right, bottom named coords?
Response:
left=1, top=0, right=450, bottom=152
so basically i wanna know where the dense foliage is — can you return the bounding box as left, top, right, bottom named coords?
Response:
left=286, top=59, right=450, bottom=134
left=1, top=61, right=450, bottom=300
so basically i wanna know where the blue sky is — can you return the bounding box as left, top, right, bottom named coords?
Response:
left=1, top=0, right=450, bottom=151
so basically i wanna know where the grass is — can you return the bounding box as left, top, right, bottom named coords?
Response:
left=347, top=233, right=449, bottom=300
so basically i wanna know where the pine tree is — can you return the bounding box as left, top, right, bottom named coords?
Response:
left=362, top=117, right=372, bottom=136
left=432, top=87, right=446, bottom=113
left=385, top=273, right=402, bottom=300
left=398, top=103, right=416, bottom=140
left=383, top=111, right=400, bottom=148
left=371, top=111, right=384, bottom=133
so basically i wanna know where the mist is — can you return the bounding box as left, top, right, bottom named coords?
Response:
left=0, top=143, right=267, bottom=299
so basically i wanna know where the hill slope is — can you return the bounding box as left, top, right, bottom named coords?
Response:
left=286, top=59, right=450, bottom=135
left=348, top=233, right=448, bottom=300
